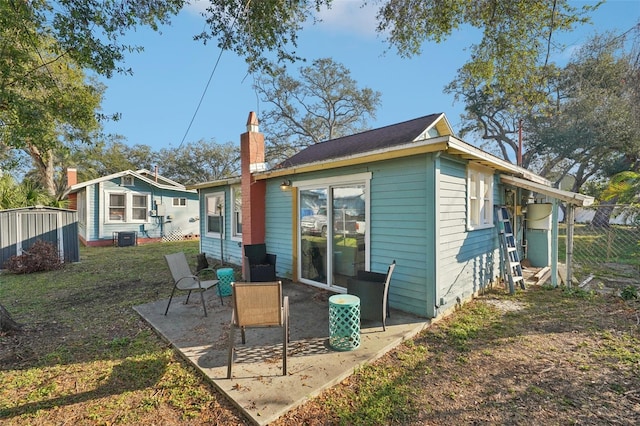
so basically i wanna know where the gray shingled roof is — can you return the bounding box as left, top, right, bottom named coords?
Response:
left=277, top=113, right=442, bottom=168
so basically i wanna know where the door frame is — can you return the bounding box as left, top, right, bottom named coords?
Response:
left=294, top=172, right=371, bottom=290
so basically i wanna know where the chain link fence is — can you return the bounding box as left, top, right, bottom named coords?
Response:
left=558, top=204, right=640, bottom=290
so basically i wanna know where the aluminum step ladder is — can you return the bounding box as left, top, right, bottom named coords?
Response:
left=497, top=206, right=525, bottom=294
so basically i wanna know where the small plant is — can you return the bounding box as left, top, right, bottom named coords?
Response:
left=621, top=285, right=638, bottom=300
left=3, top=240, right=63, bottom=274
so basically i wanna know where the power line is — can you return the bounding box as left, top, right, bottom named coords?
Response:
left=177, top=47, right=226, bottom=149
left=177, top=0, right=253, bottom=149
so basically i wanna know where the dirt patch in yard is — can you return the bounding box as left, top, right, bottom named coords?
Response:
left=2, top=243, right=639, bottom=425
left=273, top=284, right=640, bottom=425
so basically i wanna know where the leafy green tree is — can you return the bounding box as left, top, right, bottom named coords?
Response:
left=1, top=0, right=184, bottom=196
left=156, top=140, right=240, bottom=185
left=70, top=138, right=157, bottom=180
left=0, top=174, right=53, bottom=210
left=254, top=58, right=381, bottom=164
left=378, top=0, right=594, bottom=105
left=526, top=32, right=640, bottom=192
left=0, top=0, right=184, bottom=332
left=602, top=171, right=640, bottom=204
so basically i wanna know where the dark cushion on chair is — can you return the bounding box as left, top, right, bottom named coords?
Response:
left=244, top=244, right=277, bottom=281
left=245, top=244, right=268, bottom=265
left=355, top=270, right=386, bottom=283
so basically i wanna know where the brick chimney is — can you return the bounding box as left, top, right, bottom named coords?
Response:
left=66, top=167, right=78, bottom=210
left=241, top=112, right=267, bottom=246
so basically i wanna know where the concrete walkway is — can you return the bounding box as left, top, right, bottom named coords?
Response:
left=134, top=280, right=430, bottom=425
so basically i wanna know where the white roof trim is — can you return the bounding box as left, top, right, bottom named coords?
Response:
left=69, top=170, right=195, bottom=193
left=187, top=177, right=242, bottom=190
left=500, top=174, right=594, bottom=207
left=446, top=137, right=550, bottom=185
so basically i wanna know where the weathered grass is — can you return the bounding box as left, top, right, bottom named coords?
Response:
left=2, top=241, right=640, bottom=425
left=275, top=284, right=640, bottom=425
left=0, top=241, right=245, bottom=425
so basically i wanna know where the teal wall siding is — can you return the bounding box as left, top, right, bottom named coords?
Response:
left=265, top=180, right=295, bottom=279
left=368, top=156, right=433, bottom=317
left=84, top=177, right=199, bottom=243
left=263, top=156, right=438, bottom=318
left=89, top=184, right=99, bottom=241
left=196, top=154, right=506, bottom=319
left=198, top=186, right=242, bottom=265
left=436, top=157, right=499, bottom=313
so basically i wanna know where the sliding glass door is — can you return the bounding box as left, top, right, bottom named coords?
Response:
left=299, top=176, right=368, bottom=289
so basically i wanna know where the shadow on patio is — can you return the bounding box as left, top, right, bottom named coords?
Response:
left=134, top=280, right=430, bottom=426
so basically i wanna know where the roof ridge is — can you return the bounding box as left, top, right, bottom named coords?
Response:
left=319, top=113, right=442, bottom=144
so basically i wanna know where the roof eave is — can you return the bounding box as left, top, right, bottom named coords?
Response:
left=500, top=174, right=595, bottom=207
left=186, top=177, right=242, bottom=190
left=446, top=137, right=550, bottom=185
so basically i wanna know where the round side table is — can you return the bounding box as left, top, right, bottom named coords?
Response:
left=328, top=294, right=360, bottom=351
left=216, top=268, right=234, bottom=297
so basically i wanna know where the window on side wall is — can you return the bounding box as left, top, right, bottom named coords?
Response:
left=231, top=186, right=242, bottom=240
left=131, top=194, right=148, bottom=221
left=467, top=164, right=494, bottom=230
left=106, top=191, right=150, bottom=223
left=172, top=197, right=187, bottom=207
left=206, top=192, right=225, bottom=237
left=77, top=191, right=86, bottom=226
left=108, top=193, right=126, bottom=222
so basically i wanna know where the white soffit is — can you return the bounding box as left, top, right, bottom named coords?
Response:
left=500, top=174, right=595, bottom=207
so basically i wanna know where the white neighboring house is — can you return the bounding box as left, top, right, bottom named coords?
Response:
left=66, top=168, right=200, bottom=246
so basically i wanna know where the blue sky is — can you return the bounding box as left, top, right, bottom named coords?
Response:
left=99, top=0, right=639, bottom=152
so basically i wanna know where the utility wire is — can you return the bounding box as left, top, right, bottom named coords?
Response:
left=177, top=0, right=253, bottom=149
left=177, top=47, right=226, bottom=150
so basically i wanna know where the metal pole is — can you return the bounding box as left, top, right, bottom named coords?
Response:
left=218, top=204, right=224, bottom=266
left=551, top=199, right=559, bottom=287
left=566, top=204, right=575, bottom=287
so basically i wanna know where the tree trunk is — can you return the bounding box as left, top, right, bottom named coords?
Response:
left=27, top=143, right=57, bottom=197
left=0, top=303, right=22, bottom=333
left=591, top=199, right=617, bottom=228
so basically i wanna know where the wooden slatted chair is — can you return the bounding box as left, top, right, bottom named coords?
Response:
left=164, top=252, right=221, bottom=317
left=227, top=281, right=289, bottom=378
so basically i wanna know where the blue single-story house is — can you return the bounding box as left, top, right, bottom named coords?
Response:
left=66, top=168, right=200, bottom=246
left=188, top=112, right=593, bottom=319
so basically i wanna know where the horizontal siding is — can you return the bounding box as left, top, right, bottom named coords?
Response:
left=198, top=187, right=242, bottom=265
left=437, top=158, right=499, bottom=311
left=369, top=156, right=431, bottom=317
left=265, top=180, right=295, bottom=279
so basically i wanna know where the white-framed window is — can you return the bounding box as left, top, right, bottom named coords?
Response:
left=231, top=186, right=242, bottom=240
left=172, top=197, right=187, bottom=207
left=105, top=191, right=150, bottom=223
left=121, top=176, right=134, bottom=186
left=467, top=164, right=494, bottom=230
left=77, top=190, right=86, bottom=226
left=131, top=194, right=148, bottom=220
left=206, top=192, right=225, bottom=237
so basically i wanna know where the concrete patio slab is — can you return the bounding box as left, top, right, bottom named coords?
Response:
left=134, top=280, right=430, bottom=425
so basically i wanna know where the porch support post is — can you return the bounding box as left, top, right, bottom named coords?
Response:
left=565, top=204, right=575, bottom=287
left=551, top=198, right=559, bottom=287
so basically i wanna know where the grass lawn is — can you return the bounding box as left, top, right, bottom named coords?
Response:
left=2, top=241, right=640, bottom=425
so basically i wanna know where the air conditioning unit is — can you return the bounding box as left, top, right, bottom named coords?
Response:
left=117, top=231, right=137, bottom=247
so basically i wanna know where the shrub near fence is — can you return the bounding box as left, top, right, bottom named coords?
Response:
left=558, top=205, right=640, bottom=286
